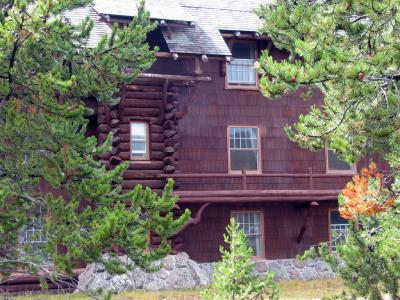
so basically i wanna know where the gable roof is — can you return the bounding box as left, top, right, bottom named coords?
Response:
left=64, top=0, right=272, bottom=56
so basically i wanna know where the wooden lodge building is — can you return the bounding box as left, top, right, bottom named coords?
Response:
left=78, top=0, right=356, bottom=262
left=3, top=2, right=365, bottom=293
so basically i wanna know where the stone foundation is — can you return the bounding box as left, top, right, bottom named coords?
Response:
left=77, top=253, right=335, bottom=293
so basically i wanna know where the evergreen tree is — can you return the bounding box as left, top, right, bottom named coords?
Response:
left=257, top=1, right=400, bottom=299
left=0, top=0, right=190, bottom=282
left=202, top=218, right=278, bottom=300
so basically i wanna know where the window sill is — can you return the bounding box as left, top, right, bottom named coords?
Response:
left=225, top=84, right=259, bottom=91
left=326, top=170, right=356, bottom=175
left=228, top=170, right=262, bottom=175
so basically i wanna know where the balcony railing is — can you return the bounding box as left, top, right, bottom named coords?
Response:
left=158, top=168, right=354, bottom=191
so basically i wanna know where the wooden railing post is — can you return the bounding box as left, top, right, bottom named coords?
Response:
left=242, top=169, right=247, bottom=190
left=308, top=167, right=314, bottom=190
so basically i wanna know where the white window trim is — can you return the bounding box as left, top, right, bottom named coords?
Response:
left=130, top=121, right=150, bottom=161
left=228, top=126, right=262, bottom=174
left=231, top=210, right=265, bottom=258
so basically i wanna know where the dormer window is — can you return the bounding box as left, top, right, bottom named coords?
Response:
left=226, top=41, right=258, bottom=88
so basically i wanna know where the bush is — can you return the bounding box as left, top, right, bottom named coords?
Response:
left=202, top=218, right=279, bottom=300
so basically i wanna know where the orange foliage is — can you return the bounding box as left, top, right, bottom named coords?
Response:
left=339, top=162, right=395, bottom=220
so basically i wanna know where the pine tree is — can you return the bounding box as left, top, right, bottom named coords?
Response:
left=0, top=0, right=190, bottom=282
left=202, top=218, right=278, bottom=300
left=257, top=1, right=400, bottom=299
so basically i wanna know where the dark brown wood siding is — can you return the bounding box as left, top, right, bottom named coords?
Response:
left=179, top=201, right=337, bottom=262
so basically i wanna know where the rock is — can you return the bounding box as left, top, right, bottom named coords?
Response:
left=77, top=254, right=339, bottom=293
left=255, top=261, right=268, bottom=273
left=165, top=269, right=196, bottom=290
left=294, top=259, right=306, bottom=269
left=162, top=255, right=175, bottom=271
left=175, top=252, right=189, bottom=268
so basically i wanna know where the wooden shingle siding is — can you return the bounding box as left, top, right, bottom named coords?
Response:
left=179, top=201, right=337, bottom=262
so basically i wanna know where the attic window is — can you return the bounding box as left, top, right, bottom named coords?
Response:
left=226, top=41, right=257, bottom=88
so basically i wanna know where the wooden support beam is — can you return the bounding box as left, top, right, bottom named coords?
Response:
left=137, top=72, right=211, bottom=82
left=177, top=196, right=338, bottom=204
left=175, top=203, right=210, bottom=234
left=174, top=189, right=341, bottom=198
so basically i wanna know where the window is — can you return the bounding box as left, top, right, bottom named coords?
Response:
left=130, top=122, right=149, bottom=160
left=232, top=211, right=264, bottom=257
left=227, top=42, right=257, bottom=87
left=228, top=126, right=261, bottom=173
left=329, top=210, right=349, bottom=252
left=19, top=218, right=49, bottom=264
left=326, top=148, right=355, bottom=173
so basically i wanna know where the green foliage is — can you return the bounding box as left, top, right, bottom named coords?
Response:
left=257, top=0, right=400, bottom=165
left=258, top=1, right=400, bottom=299
left=202, top=218, right=279, bottom=300
left=0, top=0, right=190, bottom=282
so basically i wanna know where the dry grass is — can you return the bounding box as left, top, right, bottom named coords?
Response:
left=14, top=278, right=344, bottom=300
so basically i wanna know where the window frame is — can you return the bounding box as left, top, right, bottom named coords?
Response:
left=231, top=210, right=265, bottom=259
left=225, top=40, right=259, bottom=90
left=227, top=125, right=262, bottom=174
left=325, top=147, right=357, bottom=174
left=130, top=121, right=150, bottom=161
left=328, top=209, right=349, bottom=252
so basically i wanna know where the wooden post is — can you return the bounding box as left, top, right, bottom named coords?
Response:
left=242, top=169, right=247, bottom=190
left=309, top=167, right=314, bottom=190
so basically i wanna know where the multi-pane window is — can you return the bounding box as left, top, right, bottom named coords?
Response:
left=227, top=42, right=257, bottom=86
left=130, top=122, right=149, bottom=160
left=330, top=210, right=349, bottom=252
left=232, top=211, right=264, bottom=257
left=229, top=126, right=260, bottom=173
left=327, top=149, right=355, bottom=172
left=19, top=218, right=48, bottom=264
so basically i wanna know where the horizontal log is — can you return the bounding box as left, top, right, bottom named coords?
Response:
left=119, top=151, right=165, bottom=161
left=165, top=103, right=174, bottom=112
left=110, top=110, right=119, bottom=119
left=164, top=146, right=175, bottom=155
left=164, top=165, right=175, bottom=174
left=97, top=115, right=107, bottom=124
left=110, top=119, right=120, bottom=127
left=164, top=129, right=177, bottom=138
left=98, top=124, right=111, bottom=133
left=98, top=152, right=111, bottom=160
left=128, top=161, right=164, bottom=170
left=119, top=142, right=165, bottom=152
left=163, top=120, right=175, bottom=130
left=97, top=106, right=106, bottom=115
left=125, top=91, right=162, bottom=100
left=121, top=98, right=162, bottom=108
left=110, top=156, right=123, bottom=165
left=165, top=112, right=175, bottom=121
left=99, top=160, right=110, bottom=169
left=122, top=116, right=161, bottom=125
left=123, top=170, right=162, bottom=180
left=119, top=124, right=164, bottom=134
left=122, top=107, right=160, bottom=117
left=123, top=180, right=165, bottom=190
left=125, top=85, right=162, bottom=92
left=137, top=72, right=211, bottom=82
